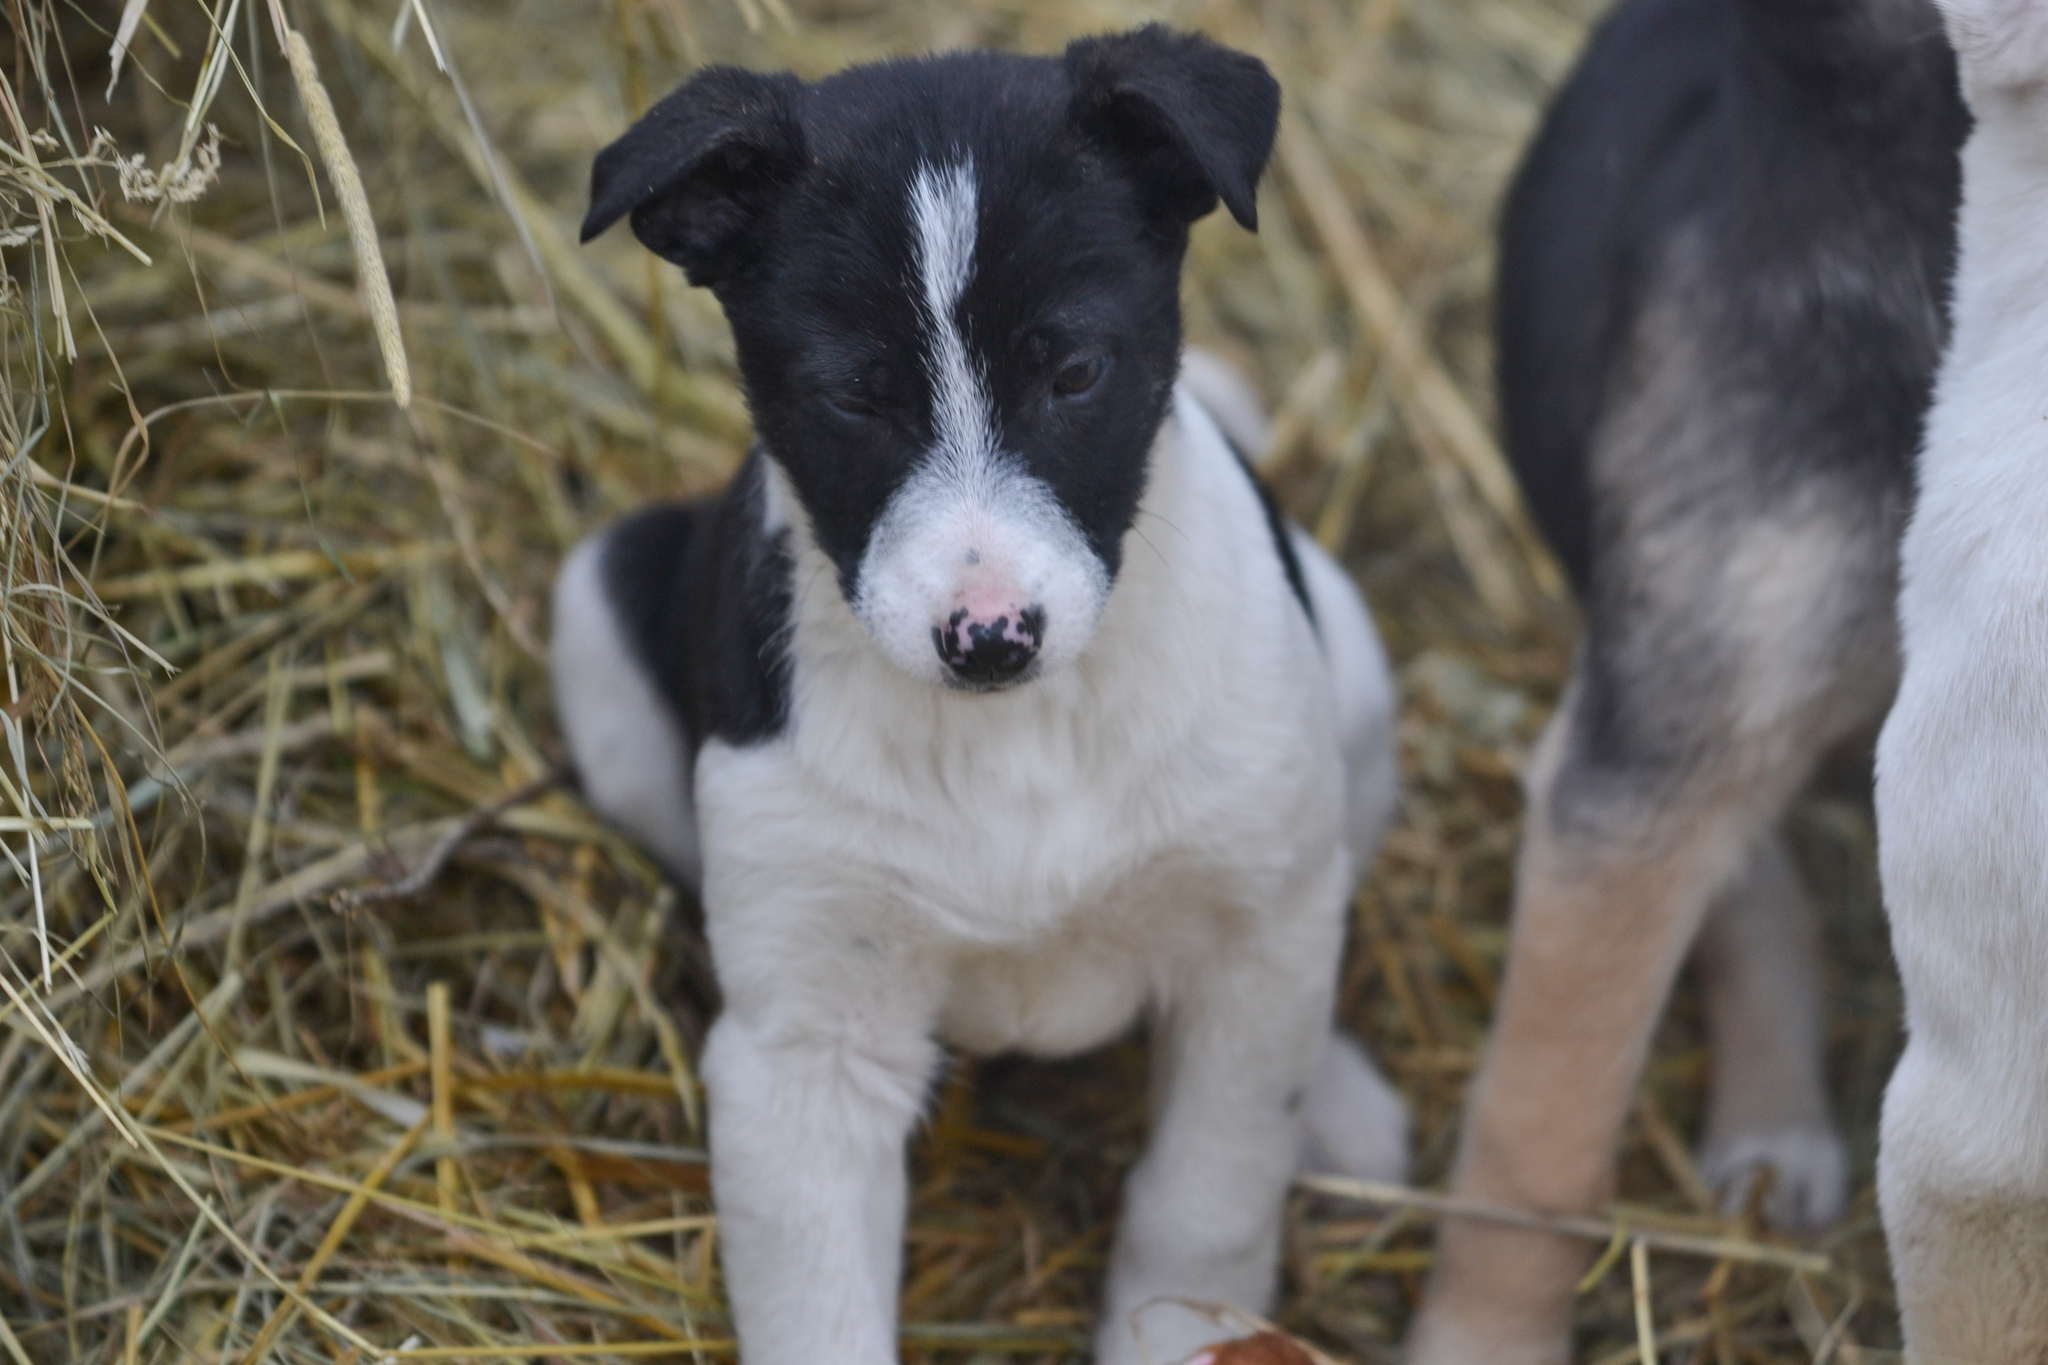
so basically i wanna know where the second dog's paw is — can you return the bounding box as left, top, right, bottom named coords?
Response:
left=1699, top=1124, right=1848, bottom=1232
left=1297, top=1031, right=1409, bottom=1183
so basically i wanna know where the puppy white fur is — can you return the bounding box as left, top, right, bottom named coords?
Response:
left=556, top=375, right=1406, bottom=1365
left=1876, top=2, right=2048, bottom=1355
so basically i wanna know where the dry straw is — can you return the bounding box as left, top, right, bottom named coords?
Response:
left=0, top=0, right=1906, bottom=1361
left=274, top=6, right=413, bottom=409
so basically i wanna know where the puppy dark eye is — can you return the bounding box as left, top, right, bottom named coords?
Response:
left=1052, top=355, right=1107, bottom=399
left=823, top=389, right=878, bottom=421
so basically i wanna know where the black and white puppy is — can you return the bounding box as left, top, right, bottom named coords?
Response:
left=553, top=28, right=1408, bottom=1365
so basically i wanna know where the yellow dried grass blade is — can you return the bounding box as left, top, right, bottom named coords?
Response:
left=0, top=1310, right=32, bottom=1365
left=106, top=0, right=152, bottom=96
left=385, top=1345, right=734, bottom=1361
left=235, top=1117, right=429, bottom=1365
left=10, top=970, right=243, bottom=1209
left=1631, top=1238, right=1657, bottom=1365
left=1578, top=1222, right=1630, bottom=1295
left=1295, top=1174, right=1829, bottom=1274
left=228, top=655, right=291, bottom=967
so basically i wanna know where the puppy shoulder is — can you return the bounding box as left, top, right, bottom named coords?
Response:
left=1165, top=383, right=1314, bottom=625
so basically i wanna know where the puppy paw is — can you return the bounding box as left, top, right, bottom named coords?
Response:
left=1296, top=1031, right=1410, bottom=1183
left=1937, top=0, right=2048, bottom=94
left=1699, top=1124, right=1848, bottom=1232
left=1182, top=1331, right=1318, bottom=1365
left=1096, top=1305, right=1238, bottom=1365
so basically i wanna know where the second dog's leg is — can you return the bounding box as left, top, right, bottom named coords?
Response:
left=1405, top=705, right=1764, bottom=1365
left=1695, top=831, right=1846, bottom=1229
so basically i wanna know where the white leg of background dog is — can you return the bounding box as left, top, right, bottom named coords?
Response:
left=1877, top=2, right=2048, bottom=1356
left=1696, top=832, right=1846, bottom=1229
left=1095, top=857, right=1351, bottom=1365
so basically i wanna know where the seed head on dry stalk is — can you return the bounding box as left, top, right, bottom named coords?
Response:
left=269, top=0, right=411, bottom=409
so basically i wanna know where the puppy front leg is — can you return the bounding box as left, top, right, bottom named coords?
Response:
left=1094, top=861, right=1346, bottom=1365
left=701, top=1004, right=940, bottom=1365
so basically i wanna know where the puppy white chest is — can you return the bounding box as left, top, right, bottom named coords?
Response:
left=933, top=855, right=1234, bottom=1057
left=700, top=689, right=1334, bottom=1055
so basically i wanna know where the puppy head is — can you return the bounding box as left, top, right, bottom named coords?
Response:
left=584, top=27, right=1278, bottom=690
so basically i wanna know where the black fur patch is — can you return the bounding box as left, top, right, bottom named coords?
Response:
left=601, top=454, right=793, bottom=748
left=1499, top=0, right=1969, bottom=799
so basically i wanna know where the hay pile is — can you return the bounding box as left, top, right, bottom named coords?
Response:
left=0, top=0, right=1903, bottom=1359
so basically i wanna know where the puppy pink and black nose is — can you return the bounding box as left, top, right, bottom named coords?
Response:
left=933, top=605, right=1045, bottom=686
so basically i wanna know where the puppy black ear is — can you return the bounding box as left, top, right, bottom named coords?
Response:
left=1064, top=25, right=1279, bottom=231
left=582, top=67, right=806, bottom=285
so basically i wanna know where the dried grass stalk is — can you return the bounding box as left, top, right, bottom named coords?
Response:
left=1632, top=1239, right=1657, bottom=1365
left=280, top=25, right=412, bottom=409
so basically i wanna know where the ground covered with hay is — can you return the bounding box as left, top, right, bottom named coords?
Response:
left=0, top=0, right=1906, bottom=1359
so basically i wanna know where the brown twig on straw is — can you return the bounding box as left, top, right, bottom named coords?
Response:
left=1295, top=1173, right=1831, bottom=1274
left=334, top=766, right=569, bottom=910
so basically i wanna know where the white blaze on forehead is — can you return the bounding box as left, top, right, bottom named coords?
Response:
left=910, top=160, right=998, bottom=471
left=847, top=159, right=1110, bottom=687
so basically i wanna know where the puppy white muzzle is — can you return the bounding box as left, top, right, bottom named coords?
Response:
left=854, top=451, right=1108, bottom=691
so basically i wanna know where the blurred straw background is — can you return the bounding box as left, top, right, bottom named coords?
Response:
left=0, top=0, right=1906, bottom=1360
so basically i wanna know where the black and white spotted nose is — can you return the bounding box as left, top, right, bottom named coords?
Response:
left=933, top=605, right=1045, bottom=686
